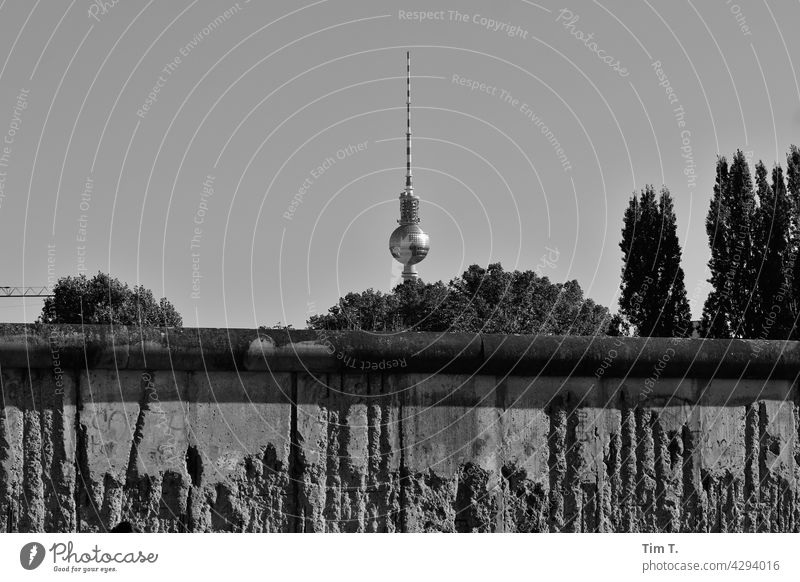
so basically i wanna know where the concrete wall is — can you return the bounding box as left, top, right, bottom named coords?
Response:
left=0, top=324, right=798, bottom=532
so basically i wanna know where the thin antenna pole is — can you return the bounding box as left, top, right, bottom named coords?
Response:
left=406, top=51, right=412, bottom=195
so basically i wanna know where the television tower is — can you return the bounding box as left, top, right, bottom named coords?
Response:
left=389, top=51, right=429, bottom=281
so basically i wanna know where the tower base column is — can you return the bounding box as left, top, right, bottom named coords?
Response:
left=401, top=264, right=418, bottom=281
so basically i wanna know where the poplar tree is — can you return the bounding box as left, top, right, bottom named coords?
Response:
left=701, top=151, right=758, bottom=338
left=730, top=151, right=759, bottom=337
left=750, top=161, right=769, bottom=332
left=653, top=189, right=692, bottom=336
left=701, top=157, right=731, bottom=337
left=753, top=163, right=793, bottom=338
left=618, top=185, right=691, bottom=336
left=785, top=146, right=800, bottom=335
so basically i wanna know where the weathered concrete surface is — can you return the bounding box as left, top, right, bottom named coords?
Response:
left=0, top=324, right=798, bottom=532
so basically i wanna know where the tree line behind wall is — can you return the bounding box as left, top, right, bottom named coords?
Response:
left=619, top=147, right=800, bottom=339
left=700, top=148, right=800, bottom=340
left=33, top=148, right=800, bottom=341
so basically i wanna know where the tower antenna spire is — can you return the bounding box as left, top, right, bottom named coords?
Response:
left=406, top=50, right=412, bottom=195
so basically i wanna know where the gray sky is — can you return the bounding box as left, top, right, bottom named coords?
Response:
left=0, top=0, right=798, bottom=328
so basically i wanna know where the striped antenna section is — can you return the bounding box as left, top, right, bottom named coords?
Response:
left=405, top=51, right=413, bottom=195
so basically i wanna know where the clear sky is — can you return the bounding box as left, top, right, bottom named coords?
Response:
left=0, top=0, right=798, bottom=328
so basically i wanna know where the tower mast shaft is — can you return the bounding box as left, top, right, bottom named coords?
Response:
left=399, top=52, right=419, bottom=226
left=405, top=51, right=412, bottom=195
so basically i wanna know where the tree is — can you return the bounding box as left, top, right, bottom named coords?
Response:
left=654, top=188, right=692, bottom=336
left=751, top=160, right=770, bottom=328
left=306, top=288, right=397, bottom=331
left=308, top=263, right=611, bottom=336
left=618, top=185, right=691, bottom=337
left=752, top=162, right=793, bottom=339
left=729, top=151, right=759, bottom=337
left=40, top=272, right=183, bottom=327
left=785, top=145, right=800, bottom=334
left=701, top=156, right=731, bottom=337
left=392, top=279, right=450, bottom=331
left=619, top=186, right=655, bottom=334
left=701, top=151, right=758, bottom=338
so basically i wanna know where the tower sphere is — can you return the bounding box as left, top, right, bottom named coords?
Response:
left=389, top=223, right=430, bottom=265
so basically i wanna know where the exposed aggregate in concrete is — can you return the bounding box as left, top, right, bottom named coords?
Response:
left=1, top=368, right=799, bottom=533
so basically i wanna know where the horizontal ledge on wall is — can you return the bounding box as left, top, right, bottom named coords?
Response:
left=0, top=324, right=798, bottom=379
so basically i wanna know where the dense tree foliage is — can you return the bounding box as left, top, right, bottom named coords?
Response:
left=701, top=151, right=758, bottom=338
left=618, top=185, right=691, bottom=337
left=700, top=148, right=800, bottom=339
left=307, top=263, right=611, bottom=335
left=786, top=146, right=800, bottom=333
left=701, top=156, right=731, bottom=337
left=40, top=272, right=182, bottom=327
left=751, top=162, right=793, bottom=338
